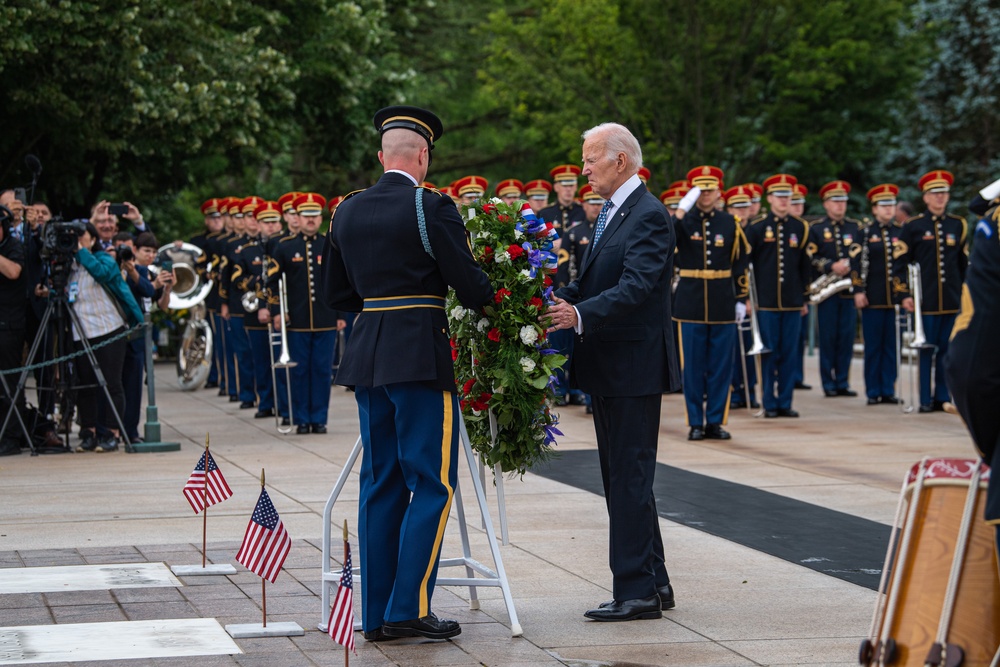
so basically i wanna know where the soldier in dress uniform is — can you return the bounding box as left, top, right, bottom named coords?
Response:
left=675, top=167, right=750, bottom=440
left=453, top=176, right=488, bottom=206
left=190, top=199, right=225, bottom=389
left=746, top=183, right=764, bottom=219
left=524, top=179, right=551, bottom=215
left=276, top=192, right=302, bottom=241
left=659, top=186, right=684, bottom=214
left=323, top=106, right=493, bottom=641
left=268, top=192, right=341, bottom=434
left=743, top=173, right=812, bottom=418
left=850, top=184, right=903, bottom=405
left=807, top=180, right=861, bottom=397
left=724, top=185, right=758, bottom=409
left=258, top=199, right=292, bottom=427
left=220, top=196, right=264, bottom=409
left=789, top=183, right=813, bottom=391
left=891, top=170, right=967, bottom=413
left=540, top=164, right=586, bottom=236
left=440, top=186, right=460, bottom=208
left=205, top=197, right=237, bottom=397
left=944, top=177, right=1000, bottom=552
left=327, top=195, right=351, bottom=372
left=495, top=179, right=524, bottom=205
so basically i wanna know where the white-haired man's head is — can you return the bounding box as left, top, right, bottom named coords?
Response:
left=581, top=123, right=642, bottom=199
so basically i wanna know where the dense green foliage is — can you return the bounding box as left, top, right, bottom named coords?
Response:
left=2, top=0, right=997, bottom=239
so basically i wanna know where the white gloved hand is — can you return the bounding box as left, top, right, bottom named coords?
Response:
left=981, top=177, right=1000, bottom=201
left=736, top=301, right=747, bottom=322
left=676, top=185, right=702, bottom=214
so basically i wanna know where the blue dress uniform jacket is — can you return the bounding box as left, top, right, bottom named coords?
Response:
left=672, top=208, right=750, bottom=323
left=807, top=216, right=862, bottom=294
left=850, top=221, right=902, bottom=308
left=890, top=212, right=967, bottom=314
left=323, top=173, right=494, bottom=393
left=743, top=213, right=812, bottom=310
left=232, top=238, right=268, bottom=329
left=555, top=219, right=594, bottom=287
left=268, top=233, right=340, bottom=331
left=945, top=205, right=1000, bottom=529
left=539, top=201, right=586, bottom=237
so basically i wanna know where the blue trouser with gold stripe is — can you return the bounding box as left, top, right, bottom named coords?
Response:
left=287, top=330, right=335, bottom=425
left=861, top=308, right=897, bottom=399
left=680, top=322, right=735, bottom=427
left=227, top=315, right=256, bottom=404
left=355, top=382, right=458, bottom=631
left=206, top=309, right=220, bottom=386
left=247, top=328, right=273, bottom=412
left=210, top=311, right=227, bottom=392
left=817, top=296, right=856, bottom=392
left=919, top=313, right=955, bottom=407
left=758, top=310, right=802, bottom=411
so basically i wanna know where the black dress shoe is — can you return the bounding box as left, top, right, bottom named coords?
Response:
left=228, top=395, right=240, bottom=403
left=281, top=417, right=290, bottom=426
left=362, top=627, right=399, bottom=642
left=585, top=595, right=662, bottom=622
left=794, top=382, right=812, bottom=390
left=569, top=394, right=587, bottom=406
left=217, top=388, right=228, bottom=397
left=687, top=426, right=705, bottom=441
left=657, top=583, right=675, bottom=610
left=296, top=424, right=311, bottom=434
left=764, top=409, right=779, bottom=418
left=919, top=404, right=934, bottom=413
left=823, top=389, right=838, bottom=397
left=555, top=396, right=569, bottom=407
left=311, top=424, right=327, bottom=434
left=205, top=381, right=219, bottom=389
left=867, top=397, right=881, bottom=405
left=704, top=424, right=731, bottom=440
left=585, top=404, right=593, bottom=415
left=383, top=613, right=461, bottom=639
left=254, top=408, right=275, bottom=419
left=932, top=399, right=946, bottom=412
left=776, top=408, right=799, bottom=418
left=750, top=399, right=760, bottom=409
left=729, top=400, right=746, bottom=410
left=881, top=396, right=901, bottom=405
left=836, top=388, right=858, bottom=397
left=239, top=400, right=256, bottom=409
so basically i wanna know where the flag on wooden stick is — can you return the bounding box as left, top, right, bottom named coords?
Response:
left=182, top=450, right=233, bottom=514
left=327, top=523, right=356, bottom=652
left=235, top=487, right=291, bottom=583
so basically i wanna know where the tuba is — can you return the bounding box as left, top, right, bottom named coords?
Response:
left=151, top=242, right=215, bottom=391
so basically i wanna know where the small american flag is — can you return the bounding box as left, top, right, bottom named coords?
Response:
left=235, top=488, right=291, bottom=583
left=327, top=543, right=356, bottom=651
left=182, top=451, right=233, bottom=514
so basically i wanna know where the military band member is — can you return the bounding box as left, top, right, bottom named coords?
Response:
left=540, top=164, right=586, bottom=235
left=789, top=184, right=808, bottom=217
left=495, top=179, right=524, bottom=205
left=258, top=199, right=292, bottom=426
left=746, top=183, right=764, bottom=219
left=743, top=174, right=811, bottom=418
left=675, top=167, right=750, bottom=440
left=268, top=192, right=341, bottom=434
left=453, top=175, right=488, bottom=207
left=789, top=183, right=812, bottom=391
left=191, top=199, right=225, bottom=388
left=659, top=185, right=684, bottom=214
left=891, top=169, right=967, bottom=413
left=323, top=106, right=493, bottom=640
left=524, top=179, right=552, bottom=214
left=724, top=185, right=758, bottom=408
left=944, top=180, right=1000, bottom=552
left=276, top=191, right=302, bottom=244
left=327, top=194, right=351, bottom=371
left=807, top=180, right=861, bottom=397
left=851, top=184, right=903, bottom=405
left=205, top=197, right=236, bottom=397
left=220, top=196, right=263, bottom=409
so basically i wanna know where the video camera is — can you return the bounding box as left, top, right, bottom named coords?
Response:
left=40, top=218, right=86, bottom=259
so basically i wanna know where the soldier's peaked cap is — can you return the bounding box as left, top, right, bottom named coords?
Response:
left=374, top=106, right=444, bottom=150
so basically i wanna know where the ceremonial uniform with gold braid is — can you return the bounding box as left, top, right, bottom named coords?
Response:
left=220, top=230, right=255, bottom=405
left=233, top=235, right=271, bottom=413
left=205, top=225, right=233, bottom=396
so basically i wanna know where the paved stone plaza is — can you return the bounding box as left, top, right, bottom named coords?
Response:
left=0, top=356, right=975, bottom=666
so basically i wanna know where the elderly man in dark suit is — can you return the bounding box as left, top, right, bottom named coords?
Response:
left=547, top=122, right=680, bottom=622
left=323, top=106, right=493, bottom=642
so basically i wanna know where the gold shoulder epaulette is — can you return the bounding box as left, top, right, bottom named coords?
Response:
left=415, top=185, right=444, bottom=196
left=749, top=213, right=767, bottom=226
left=342, top=188, right=365, bottom=201
left=906, top=214, right=922, bottom=223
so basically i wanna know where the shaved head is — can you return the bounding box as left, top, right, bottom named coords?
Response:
left=381, top=128, right=426, bottom=161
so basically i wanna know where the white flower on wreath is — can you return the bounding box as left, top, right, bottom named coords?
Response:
left=514, top=228, right=524, bottom=240
left=496, top=251, right=511, bottom=264
left=519, top=326, right=538, bottom=345
left=476, top=317, right=490, bottom=333
left=519, top=269, right=532, bottom=281
left=490, top=197, right=503, bottom=205
left=450, top=305, right=467, bottom=320
left=478, top=230, right=491, bottom=240
left=519, top=357, right=536, bottom=373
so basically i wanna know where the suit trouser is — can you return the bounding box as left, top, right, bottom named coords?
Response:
left=227, top=315, right=256, bottom=404
left=758, top=311, right=802, bottom=411
left=287, top=330, right=335, bottom=425
left=817, top=297, right=856, bottom=392
left=861, top=308, right=897, bottom=399
left=919, top=313, right=955, bottom=407
left=247, top=328, right=273, bottom=412
left=679, top=322, right=735, bottom=427
left=355, top=383, right=458, bottom=631
left=591, top=393, right=669, bottom=601
left=121, top=338, right=145, bottom=440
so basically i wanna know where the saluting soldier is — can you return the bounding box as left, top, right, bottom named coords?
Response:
left=944, top=178, right=1000, bottom=553
left=891, top=169, right=968, bottom=413
left=220, top=196, right=263, bottom=409
left=452, top=176, right=488, bottom=207
left=743, top=174, right=812, bottom=418
left=675, top=167, right=750, bottom=440
left=268, top=192, right=341, bottom=434
left=807, top=180, right=861, bottom=397
left=190, top=199, right=225, bottom=389
left=851, top=184, right=903, bottom=405
left=540, top=164, right=586, bottom=236
left=724, top=185, right=758, bottom=409
left=524, top=179, right=552, bottom=215
left=323, top=106, right=493, bottom=641
left=495, top=179, right=524, bottom=205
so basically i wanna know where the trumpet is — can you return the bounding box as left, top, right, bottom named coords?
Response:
left=268, top=276, right=297, bottom=434
left=808, top=272, right=852, bottom=304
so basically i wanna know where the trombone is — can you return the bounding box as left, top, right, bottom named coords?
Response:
left=736, top=264, right=770, bottom=417
left=268, top=276, right=297, bottom=434
left=895, top=263, right=936, bottom=413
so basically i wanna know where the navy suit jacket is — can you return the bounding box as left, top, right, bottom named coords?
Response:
left=556, top=181, right=680, bottom=396
left=322, top=172, right=493, bottom=393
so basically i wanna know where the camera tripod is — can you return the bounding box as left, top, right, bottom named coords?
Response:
left=0, top=288, right=134, bottom=455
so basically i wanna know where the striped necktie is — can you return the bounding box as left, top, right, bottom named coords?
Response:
left=592, top=200, right=614, bottom=246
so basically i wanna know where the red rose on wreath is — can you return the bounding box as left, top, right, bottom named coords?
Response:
left=543, top=275, right=552, bottom=287
left=494, top=288, right=511, bottom=303
left=507, top=244, right=524, bottom=260
left=498, top=214, right=511, bottom=223
left=451, top=348, right=459, bottom=361
left=529, top=297, right=543, bottom=310
left=462, top=378, right=475, bottom=394
left=487, top=328, right=501, bottom=342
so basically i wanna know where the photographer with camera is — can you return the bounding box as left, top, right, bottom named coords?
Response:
left=0, top=203, right=26, bottom=456
left=38, top=222, right=142, bottom=452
